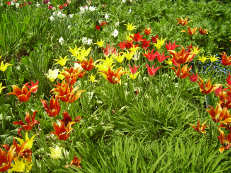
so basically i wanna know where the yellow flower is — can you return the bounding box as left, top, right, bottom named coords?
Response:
left=95, top=40, right=104, bottom=48
left=129, top=72, right=139, bottom=80
left=198, top=55, right=207, bottom=63
left=57, top=69, right=65, bottom=80
left=114, top=54, right=125, bottom=63
left=46, top=69, right=59, bottom=82
left=209, top=55, right=219, bottom=63
left=129, top=46, right=139, bottom=53
left=69, top=46, right=91, bottom=61
left=95, top=56, right=114, bottom=71
left=191, top=47, right=200, bottom=55
left=0, top=82, right=6, bottom=94
left=15, top=132, right=36, bottom=150
left=165, top=58, right=172, bottom=65
left=9, top=158, right=32, bottom=173
left=123, top=51, right=134, bottom=60
left=125, top=23, right=136, bottom=31
left=54, top=56, right=69, bottom=66
left=49, top=146, right=63, bottom=159
left=89, top=74, right=97, bottom=83
left=154, top=38, right=166, bottom=50
left=0, top=56, right=12, bottom=71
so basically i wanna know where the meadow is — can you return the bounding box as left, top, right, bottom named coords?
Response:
left=0, top=0, right=231, bottom=172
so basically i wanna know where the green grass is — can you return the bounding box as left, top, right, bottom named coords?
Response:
left=0, top=0, right=231, bottom=172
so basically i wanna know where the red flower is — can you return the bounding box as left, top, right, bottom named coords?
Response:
left=227, top=73, right=231, bottom=85
left=129, top=64, right=139, bottom=74
left=143, top=49, right=159, bottom=62
left=13, top=111, right=40, bottom=136
left=52, top=120, right=74, bottom=140
left=165, top=41, right=179, bottom=51
left=63, top=3, right=68, bottom=7
left=144, top=28, right=151, bottom=35
left=103, top=44, right=117, bottom=57
left=6, top=1, right=11, bottom=5
left=118, top=41, right=126, bottom=50
left=156, top=52, right=169, bottom=63
left=61, top=111, right=81, bottom=126
left=48, top=5, right=53, bottom=10
left=146, top=64, right=161, bottom=76
left=41, top=97, right=60, bottom=117
left=189, top=73, right=198, bottom=82
left=151, top=35, right=159, bottom=43
left=25, top=80, right=39, bottom=93
left=131, top=32, right=144, bottom=42
left=59, top=5, right=63, bottom=10
left=70, top=156, right=81, bottom=168
left=141, top=39, right=150, bottom=49
left=95, top=25, right=101, bottom=31
left=8, top=84, right=32, bottom=102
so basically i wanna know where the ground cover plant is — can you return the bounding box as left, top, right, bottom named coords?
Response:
left=0, top=0, right=231, bottom=172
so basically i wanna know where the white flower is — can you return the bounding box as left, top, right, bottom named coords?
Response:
left=82, top=37, right=88, bottom=44
left=36, top=2, right=40, bottom=7
left=69, top=14, right=74, bottom=18
left=105, top=13, right=109, bottom=19
left=122, top=0, right=126, bottom=3
left=49, top=16, right=55, bottom=21
left=79, top=6, right=85, bottom=13
left=128, top=9, right=132, bottom=13
left=46, top=69, right=59, bottom=82
left=89, top=6, right=96, bottom=11
left=61, top=13, right=66, bottom=18
left=59, top=37, right=64, bottom=45
left=112, top=29, right=118, bottom=38
left=115, top=21, right=120, bottom=26
left=74, top=63, right=83, bottom=71
left=87, top=38, right=92, bottom=45
left=15, top=3, right=19, bottom=8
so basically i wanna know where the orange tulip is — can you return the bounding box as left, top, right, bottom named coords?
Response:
left=81, top=57, right=94, bottom=71
left=41, top=97, right=60, bottom=117
left=51, top=81, right=85, bottom=103
left=169, top=47, right=195, bottom=65
left=8, top=84, right=31, bottom=102
left=176, top=17, right=188, bottom=26
left=207, top=104, right=230, bottom=123
left=221, top=52, right=231, bottom=66
left=191, top=120, right=207, bottom=134
left=182, top=27, right=197, bottom=36
left=171, top=64, right=191, bottom=79
left=199, top=27, right=208, bottom=35
left=13, top=111, right=40, bottom=136
left=52, top=120, right=74, bottom=140
left=197, top=77, right=214, bottom=94
left=218, top=128, right=231, bottom=153
left=70, top=156, right=81, bottom=168
left=100, top=67, right=126, bottom=84
left=0, top=146, right=15, bottom=172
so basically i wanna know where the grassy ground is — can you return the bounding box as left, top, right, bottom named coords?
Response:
left=0, top=0, right=231, bottom=172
